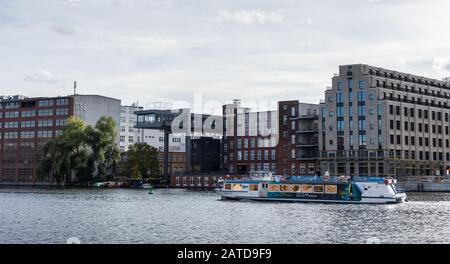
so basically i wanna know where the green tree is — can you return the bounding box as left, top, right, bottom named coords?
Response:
left=126, top=143, right=160, bottom=180
left=37, top=116, right=120, bottom=185
left=37, top=117, right=89, bottom=184
left=85, top=116, right=119, bottom=180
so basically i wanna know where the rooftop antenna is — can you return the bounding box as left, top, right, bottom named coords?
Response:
left=73, top=81, right=77, bottom=95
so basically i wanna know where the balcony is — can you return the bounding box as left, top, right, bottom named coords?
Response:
left=296, top=128, right=318, bottom=134
left=296, top=143, right=319, bottom=148
left=291, top=114, right=319, bottom=120
left=296, top=156, right=318, bottom=161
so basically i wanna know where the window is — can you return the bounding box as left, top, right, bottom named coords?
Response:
left=358, top=106, right=365, bottom=116
left=21, top=110, right=36, bottom=118
left=337, top=106, right=344, bottom=117
left=4, top=111, right=19, bottom=118
left=337, top=81, right=343, bottom=91
left=38, top=109, right=53, bottom=117
left=358, top=120, right=365, bottom=131
left=38, top=100, right=54, bottom=107
left=4, top=121, right=19, bottom=128
left=359, top=135, right=366, bottom=146
left=120, top=136, right=125, bottom=142
left=21, top=121, right=35, bottom=128
left=357, top=91, right=365, bottom=102
left=336, top=92, right=344, bottom=103
left=38, top=120, right=53, bottom=127
left=359, top=80, right=365, bottom=90
left=56, top=98, right=69, bottom=106
left=129, top=136, right=134, bottom=143
left=55, top=119, right=67, bottom=127
left=4, top=132, right=18, bottom=139
left=20, top=131, right=35, bottom=139
left=37, top=130, right=53, bottom=138
left=55, top=108, right=68, bottom=116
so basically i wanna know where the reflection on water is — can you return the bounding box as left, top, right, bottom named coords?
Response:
left=0, top=188, right=449, bottom=244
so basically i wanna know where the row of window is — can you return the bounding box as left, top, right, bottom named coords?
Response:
left=0, top=168, right=34, bottom=182
left=228, top=164, right=276, bottom=173
left=0, top=142, right=47, bottom=150
left=0, top=119, right=66, bottom=129
left=119, top=136, right=140, bottom=143
left=120, top=126, right=141, bottom=133
left=225, top=138, right=277, bottom=151
left=175, top=176, right=218, bottom=186
left=368, top=68, right=449, bottom=89
left=389, top=120, right=450, bottom=134
left=0, top=108, right=69, bottom=118
left=224, top=150, right=277, bottom=162
left=389, top=134, right=450, bottom=148
left=389, top=105, right=450, bottom=121
left=0, top=130, right=58, bottom=139
left=0, top=98, right=69, bottom=110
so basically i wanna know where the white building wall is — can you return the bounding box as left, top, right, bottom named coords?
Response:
left=140, top=129, right=186, bottom=153
left=119, top=105, right=143, bottom=152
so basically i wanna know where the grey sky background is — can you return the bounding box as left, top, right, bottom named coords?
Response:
left=1, top=0, right=450, bottom=109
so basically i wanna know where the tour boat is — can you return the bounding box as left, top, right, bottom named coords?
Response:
left=216, top=172, right=407, bottom=204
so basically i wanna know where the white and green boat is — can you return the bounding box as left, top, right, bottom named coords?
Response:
left=216, top=172, right=407, bottom=204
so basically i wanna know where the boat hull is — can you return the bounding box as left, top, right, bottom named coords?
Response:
left=218, top=191, right=404, bottom=204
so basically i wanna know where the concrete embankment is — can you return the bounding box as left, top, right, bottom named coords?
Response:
left=398, top=182, right=450, bottom=192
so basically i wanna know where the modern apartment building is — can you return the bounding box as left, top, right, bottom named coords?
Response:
left=222, top=100, right=319, bottom=176
left=320, top=64, right=450, bottom=178
left=0, top=94, right=121, bottom=185
left=119, top=104, right=143, bottom=152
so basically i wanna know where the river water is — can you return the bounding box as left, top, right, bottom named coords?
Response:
left=0, top=187, right=449, bottom=244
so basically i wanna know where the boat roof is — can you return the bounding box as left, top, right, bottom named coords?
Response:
left=224, top=176, right=387, bottom=184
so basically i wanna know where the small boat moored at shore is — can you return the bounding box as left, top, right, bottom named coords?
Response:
left=216, top=172, right=407, bottom=204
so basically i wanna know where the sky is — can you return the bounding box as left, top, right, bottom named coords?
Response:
left=1, top=0, right=450, bottom=111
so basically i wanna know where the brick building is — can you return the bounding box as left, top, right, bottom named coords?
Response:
left=0, top=94, right=121, bottom=185
left=222, top=99, right=319, bottom=176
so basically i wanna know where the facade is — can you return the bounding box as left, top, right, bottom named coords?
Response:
left=140, top=129, right=186, bottom=153
left=157, top=152, right=186, bottom=176
left=277, top=101, right=320, bottom=176
left=135, top=108, right=222, bottom=178
left=320, top=64, right=450, bottom=178
left=222, top=100, right=278, bottom=174
left=222, top=100, right=319, bottom=176
left=0, top=94, right=121, bottom=184
left=119, top=104, right=143, bottom=152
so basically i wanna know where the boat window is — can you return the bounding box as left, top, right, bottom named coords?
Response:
left=249, top=184, right=259, bottom=191
left=301, top=185, right=313, bottom=193
left=231, top=184, right=243, bottom=191
left=289, top=185, right=300, bottom=192
left=225, top=184, right=231, bottom=190
left=313, top=185, right=324, bottom=193
left=280, top=185, right=289, bottom=192
left=325, top=185, right=337, bottom=194
left=268, top=184, right=280, bottom=192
